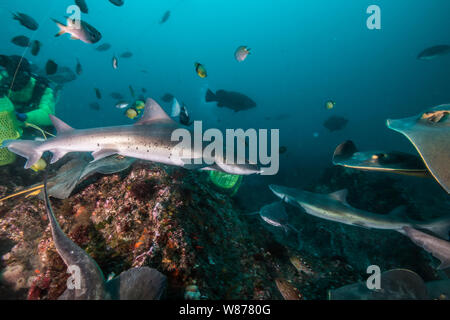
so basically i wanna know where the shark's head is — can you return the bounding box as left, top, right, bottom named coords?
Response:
left=269, top=184, right=304, bottom=205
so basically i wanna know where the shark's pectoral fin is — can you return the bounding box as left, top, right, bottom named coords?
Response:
left=91, top=149, right=119, bottom=162
left=50, top=149, right=69, bottom=164
left=328, top=189, right=349, bottom=204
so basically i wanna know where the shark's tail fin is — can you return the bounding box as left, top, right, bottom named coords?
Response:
left=2, top=140, right=43, bottom=169
left=419, top=217, right=450, bottom=240
left=205, top=89, right=217, bottom=102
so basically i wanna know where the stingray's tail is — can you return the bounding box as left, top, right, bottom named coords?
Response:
left=205, top=89, right=217, bottom=102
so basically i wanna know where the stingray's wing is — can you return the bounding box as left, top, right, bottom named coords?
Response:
left=387, top=105, right=450, bottom=193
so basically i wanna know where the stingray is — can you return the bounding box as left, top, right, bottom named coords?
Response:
left=0, top=154, right=135, bottom=202
left=332, top=140, right=428, bottom=177
left=387, top=104, right=450, bottom=193
left=43, top=172, right=167, bottom=300
left=328, top=269, right=429, bottom=300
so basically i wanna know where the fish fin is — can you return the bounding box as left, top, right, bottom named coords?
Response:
left=2, top=140, right=43, bottom=169
left=403, top=227, right=450, bottom=270
left=51, top=18, right=66, bottom=37
left=49, top=149, right=68, bottom=164
left=205, top=89, right=216, bottom=102
left=242, top=211, right=260, bottom=216
left=420, top=217, right=450, bottom=240
left=49, top=115, right=75, bottom=134
left=91, top=149, right=118, bottom=162
left=333, top=140, right=357, bottom=164
left=171, top=98, right=181, bottom=117
left=135, top=98, right=174, bottom=125
left=328, top=189, right=348, bottom=203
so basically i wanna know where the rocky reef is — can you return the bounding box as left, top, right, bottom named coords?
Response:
left=0, top=160, right=448, bottom=300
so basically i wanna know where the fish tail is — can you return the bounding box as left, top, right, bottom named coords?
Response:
left=52, top=18, right=66, bottom=37
left=419, top=217, right=450, bottom=240
left=205, top=89, right=216, bottom=102
left=2, top=140, right=44, bottom=169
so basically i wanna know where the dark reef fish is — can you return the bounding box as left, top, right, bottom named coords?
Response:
left=160, top=11, right=171, bottom=24
left=323, top=116, right=348, bottom=132
left=45, top=60, right=58, bottom=75
left=30, top=40, right=42, bottom=56
left=417, top=45, right=450, bottom=60
left=53, top=17, right=102, bottom=44
left=12, top=12, right=39, bottom=30
left=387, top=104, right=450, bottom=193
left=205, top=89, right=256, bottom=112
left=332, top=140, right=428, bottom=177
left=43, top=172, right=167, bottom=300
left=75, top=0, right=89, bottom=14
left=11, top=35, right=31, bottom=47
left=109, top=0, right=124, bottom=7
left=96, top=43, right=111, bottom=51
left=275, top=278, right=302, bottom=300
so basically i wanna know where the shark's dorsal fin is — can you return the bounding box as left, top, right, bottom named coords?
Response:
left=49, top=115, right=75, bottom=134
left=328, top=189, right=348, bottom=203
left=389, top=205, right=407, bottom=217
left=135, top=98, right=174, bottom=125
